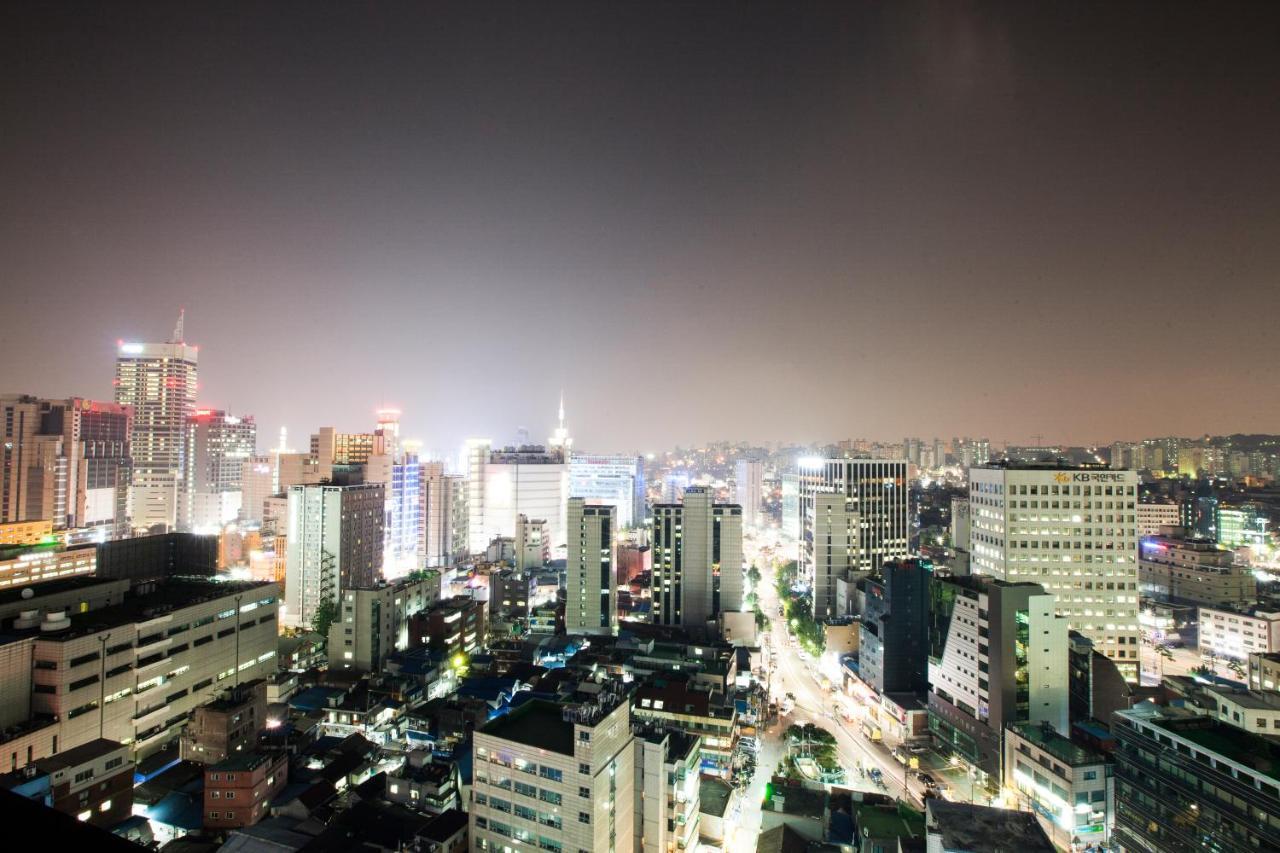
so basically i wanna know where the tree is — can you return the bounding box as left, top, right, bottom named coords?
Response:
left=747, top=564, right=762, bottom=588
left=312, top=597, right=338, bottom=639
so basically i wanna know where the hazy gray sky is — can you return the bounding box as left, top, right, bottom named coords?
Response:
left=3, top=2, right=1278, bottom=455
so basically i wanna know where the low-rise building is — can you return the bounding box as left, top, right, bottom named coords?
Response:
left=387, top=751, right=461, bottom=815
left=1112, top=702, right=1280, bottom=851
left=634, top=727, right=700, bottom=853
left=1248, top=651, right=1280, bottom=692
left=1139, top=529, right=1254, bottom=608
left=0, top=541, right=96, bottom=589
left=330, top=574, right=442, bottom=673
left=1198, top=605, right=1280, bottom=660
left=1203, top=685, right=1280, bottom=734
left=924, top=799, right=1055, bottom=853
left=1136, top=502, right=1181, bottom=537
left=409, top=596, right=486, bottom=659
left=633, top=679, right=737, bottom=776
left=0, top=738, right=133, bottom=828
left=1003, top=722, right=1113, bottom=849
left=180, top=678, right=268, bottom=764
left=203, top=749, right=288, bottom=829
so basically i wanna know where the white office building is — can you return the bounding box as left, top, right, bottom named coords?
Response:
left=471, top=694, right=635, bottom=853
left=566, top=499, right=617, bottom=635
left=569, top=453, right=645, bottom=529
left=798, top=458, right=910, bottom=619
left=733, top=458, right=763, bottom=529
left=969, top=464, right=1141, bottom=681
left=284, top=482, right=385, bottom=629
left=1137, top=501, right=1181, bottom=537
left=422, top=462, right=466, bottom=568
left=114, top=317, right=198, bottom=532
left=180, top=409, right=256, bottom=533
left=651, top=487, right=743, bottom=628
left=466, top=440, right=568, bottom=557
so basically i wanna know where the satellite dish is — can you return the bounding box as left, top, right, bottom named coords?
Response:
left=20, top=588, right=33, bottom=600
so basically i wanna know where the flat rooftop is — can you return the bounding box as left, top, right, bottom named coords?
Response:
left=1008, top=721, right=1105, bottom=766
left=27, top=577, right=275, bottom=640
left=480, top=700, right=575, bottom=756
left=0, top=575, right=123, bottom=606
left=927, top=800, right=1054, bottom=852
left=35, top=738, right=126, bottom=771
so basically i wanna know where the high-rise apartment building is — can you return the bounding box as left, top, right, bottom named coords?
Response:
left=471, top=694, right=635, bottom=853
left=927, top=575, right=1068, bottom=783
left=859, top=558, right=933, bottom=695
left=181, top=409, right=256, bottom=532
left=0, top=396, right=133, bottom=541
left=466, top=440, right=568, bottom=556
left=329, top=576, right=441, bottom=672
left=566, top=498, right=617, bottom=635
left=422, top=462, right=466, bottom=568
left=733, top=458, right=763, bottom=529
left=114, top=320, right=198, bottom=532
left=798, top=459, right=910, bottom=619
left=969, top=463, right=1141, bottom=681
left=568, top=453, right=645, bottom=529
left=809, top=492, right=860, bottom=617
left=651, top=487, right=743, bottom=627
left=283, top=482, right=385, bottom=629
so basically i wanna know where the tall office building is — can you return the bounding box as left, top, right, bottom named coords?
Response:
left=569, top=452, right=645, bottom=529
left=566, top=498, right=617, bottom=635
left=969, top=463, right=1141, bottom=681
left=240, top=454, right=274, bottom=526
left=651, top=487, right=743, bottom=627
left=180, top=409, right=256, bottom=532
left=733, top=458, right=763, bottom=529
left=927, top=575, right=1069, bottom=782
left=798, top=458, right=910, bottom=619
left=859, top=558, right=933, bottom=695
left=466, top=439, right=568, bottom=556
left=0, top=395, right=133, bottom=541
left=366, top=421, right=421, bottom=580
left=422, top=462, right=466, bottom=568
left=114, top=316, right=198, bottom=532
left=284, top=482, right=385, bottom=629
left=810, top=492, right=860, bottom=617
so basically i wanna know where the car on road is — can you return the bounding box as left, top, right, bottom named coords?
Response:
left=739, top=737, right=761, bottom=754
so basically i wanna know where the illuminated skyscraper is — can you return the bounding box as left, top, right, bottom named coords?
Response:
left=733, top=458, right=763, bottom=528
left=180, top=409, right=256, bottom=532
left=114, top=312, right=198, bottom=532
left=569, top=452, right=645, bottom=528
left=651, top=487, right=743, bottom=627
left=466, top=439, right=568, bottom=555
left=284, top=481, right=384, bottom=629
left=566, top=498, right=617, bottom=635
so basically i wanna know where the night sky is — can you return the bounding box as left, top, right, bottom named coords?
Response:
left=3, top=2, right=1278, bottom=455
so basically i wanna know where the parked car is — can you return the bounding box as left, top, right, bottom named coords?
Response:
left=739, top=737, right=761, bottom=754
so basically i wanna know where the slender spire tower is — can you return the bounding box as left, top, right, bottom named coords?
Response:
left=171, top=308, right=185, bottom=344
left=549, top=391, right=572, bottom=452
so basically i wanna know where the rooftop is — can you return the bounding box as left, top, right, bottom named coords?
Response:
left=479, top=700, right=575, bottom=756
left=1007, top=721, right=1106, bottom=767
left=700, top=777, right=734, bottom=817
left=211, top=750, right=283, bottom=773
left=0, top=575, right=121, bottom=607
left=926, top=800, right=1055, bottom=852
left=34, top=738, right=127, bottom=772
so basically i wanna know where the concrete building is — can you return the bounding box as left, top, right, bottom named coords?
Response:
left=1198, top=605, right=1280, bottom=660
left=466, top=441, right=569, bottom=556
left=0, top=519, right=55, bottom=546
left=808, top=492, right=860, bottom=621
left=949, top=496, right=971, bottom=576
left=859, top=559, right=933, bottom=696
left=181, top=409, right=256, bottom=533
left=1003, top=722, right=1113, bottom=849
left=566, top=499, right=617, bottom=635
left=421, top=462, right=467, bottom=569
left=798, top=459, right=910, bottom=620
left=569, top=453, right=645, bottom=529
left=0, top=541, right=97, bottom=589
left=513, top=514, right=549, bottom=570
left=284, top=482, right=385, bottom=629
left=410, top=596, right=485, bottom=658
left=239, top=454, right=274, bottom=526
left=924, top=800, right=1054, bottom=853
left=927, top=575, right=1068, bottom=784
left=0, top=576, right=279, bottom=769
left=0, top=738, right=134, bottom=828
left=203, top=749, right=288, bottom=829
left=651, top=487, right=743, bottom=628
left=1136, top=501, right=1180, bottom=537
left=366, top=444, right=423, bottom=580
left=488, top=568, right=536, bottom=626
left=1248, top=651, right=1280, bottom=692
left=969, top=463, right=1141, bottom=681
left=330, top=575, right=441, bottom=672
left=114, top=322, right=198, bottom=533
left=1113, top=702, right=1280, bottom=851
left=733, top=458, right=764, bottom=529
left=0, top=395, right=133, bottom=541
left=1138, top=528, right=1254, bottom=608
left=471, top=693, right=635, bottom=853
left=634, top=727, right=700, bottom=853
left=180, top=678, right=268, bottom=764
left=310, top=426, right=375, bottom=472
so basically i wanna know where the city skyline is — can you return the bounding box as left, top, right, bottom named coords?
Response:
left=4, top=3, right=1280, bottom=450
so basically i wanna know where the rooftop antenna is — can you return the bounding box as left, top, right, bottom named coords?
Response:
left=171, top=308, right=185, bottom=344
left=558, top=390, right=565, bottom=431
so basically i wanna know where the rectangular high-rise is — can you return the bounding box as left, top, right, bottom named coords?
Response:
left=181, top=409, right=256, bottom=532
left=114, top=331, right=198, bottom=532
left=422, top=462, right=466, bottom=568
left=651, top=487, right=743, bottom=627
left=283, top=482, right=385, bottom=629
left=568, top=452, right=645, bottom=529
left=798, top=458, right=910, bottom=619
left=0, top=396, right=133, bottom=541
left=968, top=463, right=1140, bottom=681
left=733, top=458, right=763, bottom=529
left=466, top=440, right=568, bottom=556
left=566, top=498, right=617, bottom=635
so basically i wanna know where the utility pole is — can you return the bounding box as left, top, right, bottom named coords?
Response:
left=234, top=593, right=243, bottom=688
